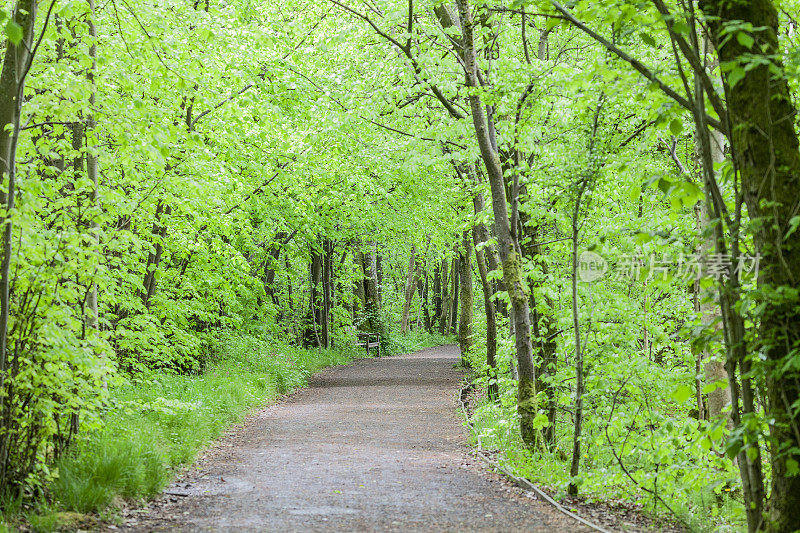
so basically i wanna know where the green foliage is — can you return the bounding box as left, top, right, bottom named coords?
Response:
left=468, top=365, right=745, bottom=530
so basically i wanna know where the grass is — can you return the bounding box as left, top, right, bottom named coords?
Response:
left=385, top=329, right=452, bottom=355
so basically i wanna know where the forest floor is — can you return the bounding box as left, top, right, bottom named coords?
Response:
left=107, top=345, right=644, bottom=532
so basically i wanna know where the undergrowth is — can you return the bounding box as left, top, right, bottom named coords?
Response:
left=462, top=316, right=744, bottom=533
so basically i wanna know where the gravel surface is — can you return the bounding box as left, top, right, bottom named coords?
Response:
left=117, top=345, right=596, bottom=532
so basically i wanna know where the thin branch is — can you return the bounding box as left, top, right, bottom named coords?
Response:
left=650, top=0, right=729, bottom=135
left=189, top=83, right=254, bottom=129
left=550, top=0, right=723, bottom=132
left=658, top=135, right=689, bottom=174
left=620, top=119, right=656, bottom=147
left=329, top=0, right=466, bottom=120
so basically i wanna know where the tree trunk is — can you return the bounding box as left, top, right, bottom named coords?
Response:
left=433, top=259, right=443, bottom=331
left=0, top=0, right=38, bottom=487
left=455, top=0, right=538, bottom=448
left=458, top=231, right=474, bottom=364
left=700, top=1, right=800, bottom=529
left=697, top=130, right=731, bottom=425
left=264, top=231, right=288, bottom=306
left=375, top=244, right=383, bottom=311
left=322, top=239, right=333, bottom=348
left=471, top=185, right=499, bottom=402
left=416, top=266, right=429, bottom=331
left=362, top=244, right=380, bottom=330
left=520, top=218, right=559, bottom=447
left=354, top=248, right=366, bottom=319
left=400, top=245, right=417, bottom=333
left=85, top=0, right=99, bottom=333
left=440, top=257, right=453, bottom=334
left=141, top=202, right=171, bottom=308
left=305, top=243, right=323, bottom=348
left=568, top=224, right=584, bottom=496
left=448, top=254, right=460, bottom=335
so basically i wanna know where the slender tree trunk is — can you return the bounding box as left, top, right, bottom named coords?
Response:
left=696, top=130, right=731, bottom=425
left=85, top=0, right=99, bottom=332
left=264, top=231, right=288, bottom=306
left=375, top=244, right=383, bottom=311
left=455, top=0, right=538, bottom=447
left=471, top=186, right=499, bottom=402
left=432, top=259, right=442, bottom=332
left=0, top=0, right=38, bottom=486
left=416, top=267, right=429, bottom=330
left=362, top=244, right=380, bottom=330
left=439, top=258, right=453, bottom=335
left=322, top=239, right=333, bottom=348
left=567, top=224, right=584, bottom=496
left=354, top=247, right=366, bottom=319
left=141, top=201, right=171, bottom=307
left=448, top=254, right=460, bottom=335
left=401, top=245, right=417, bottom=333
left=566, top=98, right=603, bottom=496
left=305, top=243, right=323, bottom=348
left=458, top=231, right=474, bottom=363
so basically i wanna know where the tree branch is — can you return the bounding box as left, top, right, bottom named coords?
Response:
left=550, top=0, right=723, bottom=132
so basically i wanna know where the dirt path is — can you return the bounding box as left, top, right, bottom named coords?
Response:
left=120, top=345, right=592, bottom=532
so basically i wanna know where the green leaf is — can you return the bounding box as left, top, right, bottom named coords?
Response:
left=728, top=66, right=746, bottom=88
left=672, top=21, right=690, bottom=35
left=531, top=412, right=550, bottom=430
left=546, top=16, right=561, bottom=31
left=639, top=33, right=656, bottom=47
left=671, top=384, right=694, bottom=404
left=736, top=32, right=755, bottom=49
left=669, top=118, right=683, bottom=136
left=628, top=183, right=641, bottom=202
left=4, top=20, right=22, bottom=45
left=786, top=458, right=800, bottom=477
left=785, top=216, right=800, bottom=241
left=702, top=379, right=727, bottom=394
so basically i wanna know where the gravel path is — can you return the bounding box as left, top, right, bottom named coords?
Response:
left=121, top=345, right=593, bottom=532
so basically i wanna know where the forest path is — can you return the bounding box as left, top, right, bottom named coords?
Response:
left=120, top=345, right=591, bottom=532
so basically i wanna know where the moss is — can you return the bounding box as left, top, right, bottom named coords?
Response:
left=517, top=375, right=539, bottom=448
left=502, top=251, right=529, bottom=303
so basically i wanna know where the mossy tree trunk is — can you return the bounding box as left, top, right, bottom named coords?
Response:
left=700, top=1, right=800, bottom=529
left=455, top=0, right=538, bottom=447
left=458, top=231, right=474, bottom=364
left=471, top=184, right=499, bottom=402
left=449, top=253, right=460, bottom=335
